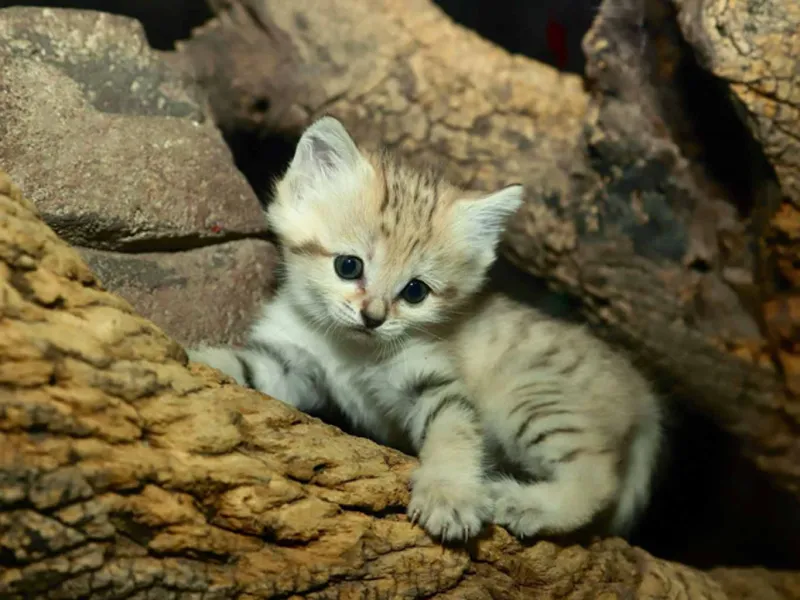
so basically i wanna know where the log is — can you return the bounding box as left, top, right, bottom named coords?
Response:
left=178, top=0, right=800, bottom=525
left=2, top=166, right=800, bottom=599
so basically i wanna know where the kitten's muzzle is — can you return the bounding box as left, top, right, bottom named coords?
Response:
left=360, top=309, right=386, bottom=329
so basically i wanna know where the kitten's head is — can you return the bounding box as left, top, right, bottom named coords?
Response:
left=268, top=116, right=523, bottom=343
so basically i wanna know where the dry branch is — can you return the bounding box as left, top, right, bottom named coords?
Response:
left=2, top=166, right=799, bottom=599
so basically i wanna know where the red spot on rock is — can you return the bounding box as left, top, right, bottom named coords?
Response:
left=210, top=224, right=222, bottom=234
left=546, top=14, right=568, bottom=70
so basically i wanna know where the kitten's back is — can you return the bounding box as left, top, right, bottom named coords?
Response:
left=452, top=292, right=661, bottom=534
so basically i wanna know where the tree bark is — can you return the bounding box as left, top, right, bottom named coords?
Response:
left=179, top=0, right=800, bottom=506
left=2, top=166, right=799, bottom=599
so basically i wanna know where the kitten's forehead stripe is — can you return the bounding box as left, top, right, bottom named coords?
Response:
left=369, top=150, right=459, bottom=274
left=379, top=150, right=391, bottom=214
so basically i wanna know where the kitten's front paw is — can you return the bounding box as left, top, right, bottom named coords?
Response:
left=407, top=466, right=490, bottom=542
left=488, top=480, right=544, bottom=538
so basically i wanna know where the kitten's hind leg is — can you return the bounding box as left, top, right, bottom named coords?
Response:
left=489, top=450, right=619, bottom=538
left=484, top=382, right=623, bottom=538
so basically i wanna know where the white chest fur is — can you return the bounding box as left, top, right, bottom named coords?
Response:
left=249, top=294, right=454, bottom=450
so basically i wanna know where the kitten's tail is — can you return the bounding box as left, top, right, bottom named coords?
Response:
left=609, top=408, right=662, bottom=536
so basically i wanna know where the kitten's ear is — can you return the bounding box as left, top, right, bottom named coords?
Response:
left=288, top=116, right=363, bottom=181
left=453, top=184, right=524, bottom=262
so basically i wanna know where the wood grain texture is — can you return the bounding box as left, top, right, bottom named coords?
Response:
left=673, top=0, right=800, bottom=205
left=2, top=165, right=799, bottom=599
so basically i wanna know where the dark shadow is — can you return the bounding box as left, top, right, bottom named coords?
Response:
left=637, top=0, right=779, bottom=220
left=490, top=255, right=584, bottom=324
left=432, top=0, right=599, bottom=74
left=222, top=129, right=299, bottom=207
left=629, top=389, right=800, bottom=570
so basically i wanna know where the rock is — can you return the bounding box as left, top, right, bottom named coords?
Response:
left=0, top=7, right=266, bottom=251
left=0, top=6, right=276, bottom=345
left=80, top=240, right=278, bottom=347
left=3, top=164, right=799, bottom=600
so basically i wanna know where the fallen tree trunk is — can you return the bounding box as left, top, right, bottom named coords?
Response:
left=179, top=0, right=800, bottom=558
left=2, top=166, right=799, bottom=599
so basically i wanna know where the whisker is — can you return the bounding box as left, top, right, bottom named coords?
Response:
left=406, top=323, right=443, bottom=341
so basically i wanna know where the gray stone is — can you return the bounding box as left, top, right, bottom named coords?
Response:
left=80, top=240, right=279, bottom=347
left=0, top=7, right=278, bottom=346
left=0, top=7, right=268, bottom=251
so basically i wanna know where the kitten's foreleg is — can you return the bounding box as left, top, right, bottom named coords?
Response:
left=187, top=341, right=330, bottom=414
left=404, top=378, right=490, bottom=542
left=187, top=346, right=253, bottom=386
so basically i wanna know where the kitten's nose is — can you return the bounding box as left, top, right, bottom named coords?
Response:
left=360, top=309, right=385, bottom=329
left=361, top=298, right=387, bottom=329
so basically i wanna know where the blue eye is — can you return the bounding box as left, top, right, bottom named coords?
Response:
left=334, top=255, right=363, bottom=280
left=401, top=279, right=429, bottom=304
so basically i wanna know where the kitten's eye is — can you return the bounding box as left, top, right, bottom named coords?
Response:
left=401, top=279, right=430, bottom=304
left=334, top=255, right=363, bottom=280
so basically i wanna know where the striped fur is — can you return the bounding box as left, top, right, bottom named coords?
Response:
left=189, top=116, right=662, bottom=542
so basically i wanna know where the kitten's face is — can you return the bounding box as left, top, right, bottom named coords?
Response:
left=267, top=117, right=523, bottom=345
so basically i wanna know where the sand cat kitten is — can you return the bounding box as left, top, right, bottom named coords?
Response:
left=189, top=116, right=662, bottom=542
